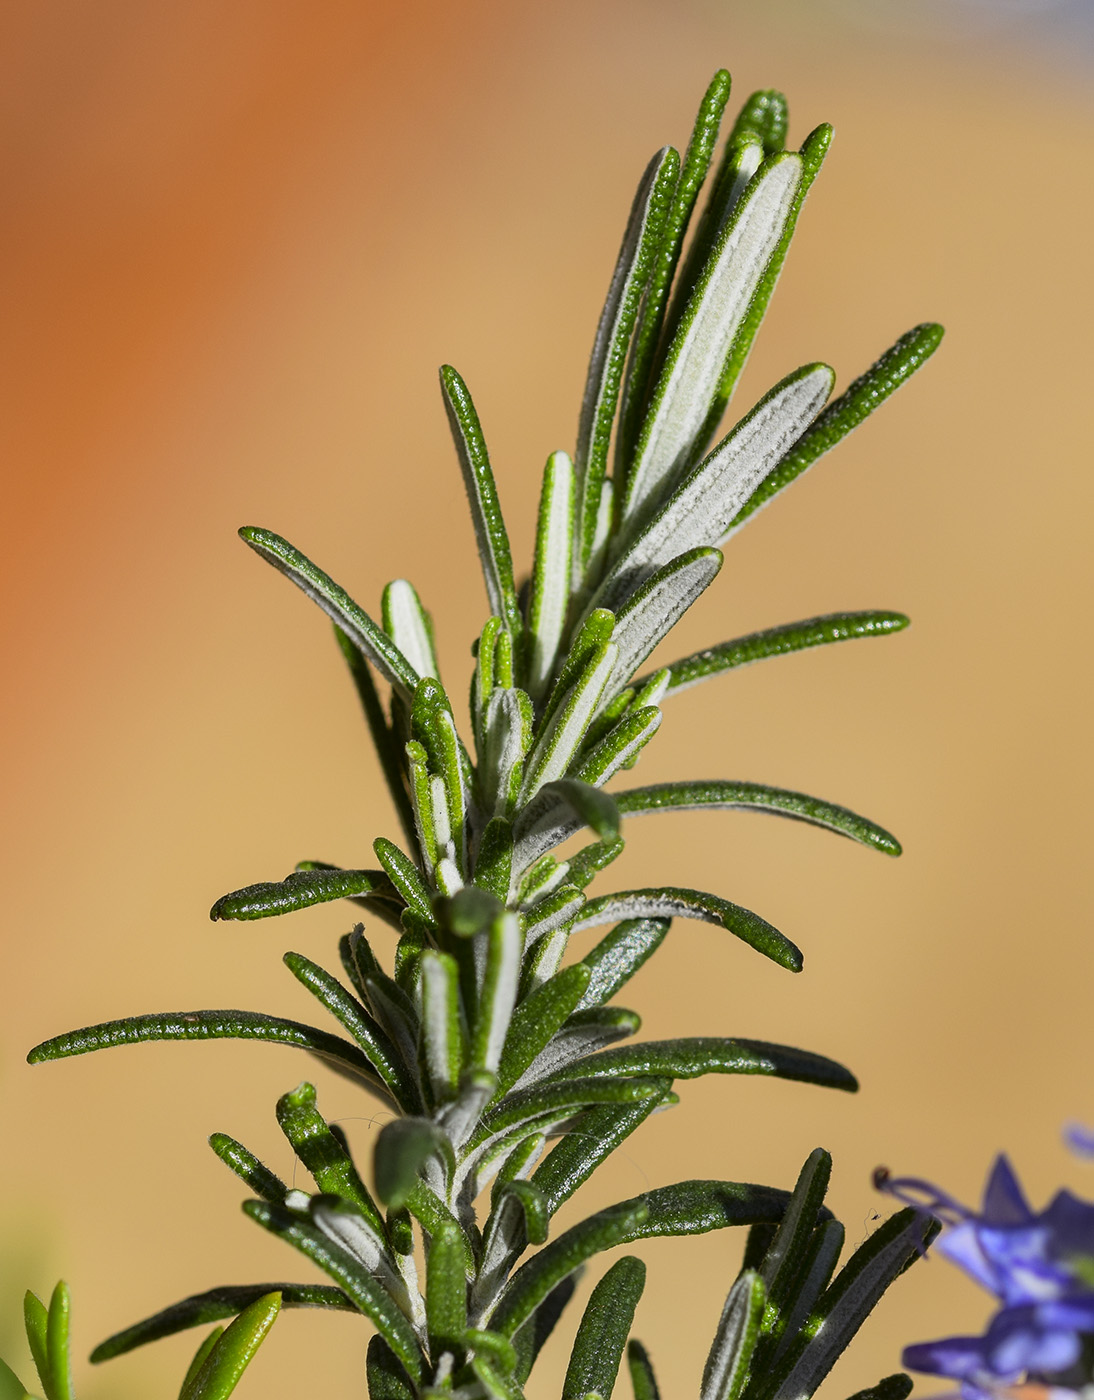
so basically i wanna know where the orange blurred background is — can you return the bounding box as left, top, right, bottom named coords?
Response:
left=3, top=2, right=1093, bottom=1397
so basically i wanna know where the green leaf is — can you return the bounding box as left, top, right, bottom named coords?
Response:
left=576, top=146, right=679, bottom=572
left=756, top=1210, right=937, bottom=1400
left=374, top=1117, right=450, bottom=1210
left=520, top=643, right=619, bottom=800
left=27, top=1010, right=388, bottom=1095
left=605, top=548, right=722, bottom=694
left=419, top=950, right=464, bottom=1107
left=495, top=963, right=592, bottom=1095
left=572, top=708, right=662, bottom=788
left=373, top=839, right=433, bottom=919
left=539, top=609, right=616, bottom=735
left=465, top=1330, right=520, bottom=1377
left=274, top=1081, right=385, bottom=1231
left=178, top=1291, right=280, bottom=1400
left=426, top=1220, right=470, bottom=1356
left=91, top=1284, right=352, bottom=1362
left=730, top=90, right=788, bottom=153
left=577, top=917, right=670, bottom=1010
left=540, top=1007, right=642, bottom=1073
left=512, top=1277, right=578, bottom=1383
left=208, top=1132, right=288, bottom=1204
left=603, top=364, right=834, bottom=613
left=758, top=1149, right=832, bottom=1331
left=701, top=1270, right=765, bottom=1400
left=536, top=780, right=620, bottom=841
left=843, top=1374, right=914, bottom=1400
left=614, top=782, right=901, bottom=856
left=575, top=888, right=801, bottom=972
left=0, top=1356, right=32, bottom=1400
left=243, top=1200, right=424, bottom=1382
left=239, top=527, right=420, bottom=692
left=209, top=866, right=401, bottom=923
left=704, top=125, right=832, bottom=448
left=179, top=1330, right=222, bottom=1398
left=471, top=1354, right=526, bottom=1400
left=22, top=1295, right=47, bottom=1400
left=562, top=1257, right=646, bottom=1400
left=563, top=837, right=626, bottom=893
left=617, top=69, right=734, bottom=479
left=366, top=1337, right=417, bottom=1400
left=524, top=884, right=586, bottom=946
left=767, top=1220, right=845, bottom=1368
left=649, top=611, right=910, bottom=696
left=531, top=1099, right=668, bottom=1217
left=621, top=154, right=807, bottom=521
left=544, top=1037, right=857, bottom=1094
left=490, top=1200, right=648, bottom=1337
left=470, top=913, right=524, bottom=1076
left=332, top=627, right=417, bottom=847
left=526, top=452, right=576, bottom=701
left=282, top=952, right=418, bottom=1109
left=440, top=365, right=522, bottom=639
left=476, top=1075, right=669, bottom=1149
left=730, top=323, right=945, bottom=534
left=382, top=579, right=440, bottom=681
left=626, top=1340, right=661, bottom=1400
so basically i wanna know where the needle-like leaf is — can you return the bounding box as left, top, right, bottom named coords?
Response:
left=576, top=917, right=671, bottom=1010
left=562, top=1257, right=646, bottom=1400
left=574, top=889, right=801, bottom=972
left=701, top=1271, right=765, bottom=1400
left=648, top=610, right=909, bottom=696
left=209, top=866, right=402, bottom=924
left=627, top=1340, right=662, bottom=1400
left=382, top=580, right=440, bottom=681
left=177, top=1291, right=280, bottom=1400
left=543, top=1038, right=857, bottom=1094
left=440, top=365, right=522, bottom=639
left=239, top=528, right=421, bottom=693
left=614, top=782, right=901, bottom=856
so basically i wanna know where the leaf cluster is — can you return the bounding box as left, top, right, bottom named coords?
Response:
left=17, top=69, right=942, bottom=1400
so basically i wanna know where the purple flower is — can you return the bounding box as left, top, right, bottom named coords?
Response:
left=877, top=1156, right=1094, bottom=1400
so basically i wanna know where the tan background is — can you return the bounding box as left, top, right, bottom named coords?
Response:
left=3, top=2, right=1093, bottom=1397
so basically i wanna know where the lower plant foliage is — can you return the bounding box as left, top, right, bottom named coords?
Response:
left=8, top=66, right=946, bottom=1400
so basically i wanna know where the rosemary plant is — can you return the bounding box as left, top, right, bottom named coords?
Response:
left=8, top=69, right=943, bottom=1400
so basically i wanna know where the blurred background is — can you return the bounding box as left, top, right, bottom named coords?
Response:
left=3, top=1, right=1093, bottom=1396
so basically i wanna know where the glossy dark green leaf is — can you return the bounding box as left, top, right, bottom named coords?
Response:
left=91, top=1284, right=352, bottom=1362
left=575, top=889, right=801, bottom=972
left=757, top=1210, right=937, bottom=1400
left=614, top=782, right=900, bottom=856
left=576, top=146, right=679, bottom=571
left=239, top=527, right=420, bottom=692
left=374, top=1117, right=450, bottom=1210
left=373, top=839, right=432, bottom=919
left=563, top=838, right=626, bottom=893
left=562, top=1257, right=646, bottom=1400
left=178, top=1291, right=280, bottom=1400
left=759, top=1149, right=832, bottom=1330
left=490, top=1200, right=648, bottom=1338
left=617, top=69, right=733, bottom=478
left=209, top=866, right=401, bottom=923
left=426, top=1220, right=470, bottom=1356
left=577, top=917, right=670, bottom=1010
left=440, top=365, right=521, bottom=639
left=496, top=964, right=592, bottom=1096
left=627, top=1340, right=661, bottom=1400
left=27, top=1010, right=387, bottom=1096
left=274, top=1081, right=384, bottom=1231
left=531, top=1096, right=669, bottom=1217
left=332, top=626, right=417, bottom=846
left=243, top=1200, right=423, bottom=1381
left=701, top=1270, right=765, bottom=1400
left=366, top=1337, right=417, bottom=1400
left=730, top=324, right=945, bottom=533
left=476, top=1075, right=667, bottom=1145
left=474, top=817, right=515, bottom=902
left=844, top=1374, right=914, bottom=1400
left=282, top=953, right=417, bottom=1109
left=649, top=610, right=910, bottom=696
left=767, top=1220, right=845, bottom=1369
left=544, top=1037, right=857, bottom=1094
left=512, top=1277, right=578, bottom=1383
left=208, top=1133, right=287, bottom=1204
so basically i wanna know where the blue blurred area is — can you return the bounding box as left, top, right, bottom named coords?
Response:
left=802, top=0, right=1094, bottom=64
